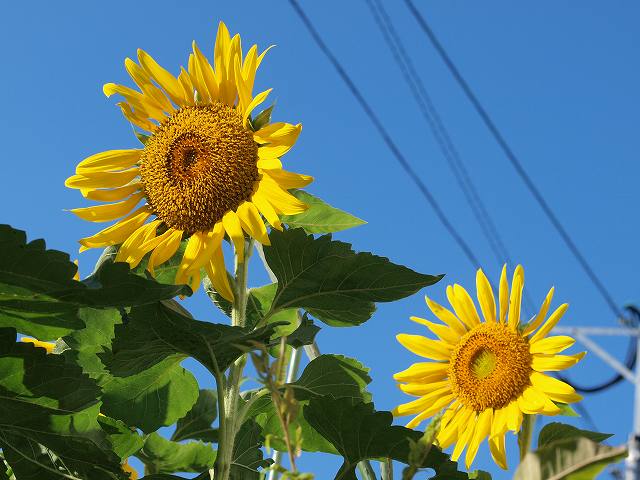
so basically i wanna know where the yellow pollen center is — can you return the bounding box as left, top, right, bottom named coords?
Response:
left=140, top=103, right=259, bottom=233
left=448, top=322, right=532, bottom=411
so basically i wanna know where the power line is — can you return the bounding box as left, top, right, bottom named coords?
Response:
left=365, top=0, right=537, bottom=315
left=403, top=0, right=624, bottom=322
left=287, top=0, right=481, bottom=268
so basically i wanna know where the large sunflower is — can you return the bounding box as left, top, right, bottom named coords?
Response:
left=393, top=265, right=584, bottom=469
left=65, top=22, right=312, bottom=300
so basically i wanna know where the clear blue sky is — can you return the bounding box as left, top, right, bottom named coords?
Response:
left=2, top=1, right=639, bottom=478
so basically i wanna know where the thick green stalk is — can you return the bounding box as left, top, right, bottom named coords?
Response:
left=380, top=458, right=393, bottom=480
left=214, top=239, right=253, bottom=480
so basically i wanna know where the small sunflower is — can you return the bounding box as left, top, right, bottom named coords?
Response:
left=66, top=22, right=312, bottom=300
left=393, top=265, right=584, bottom=470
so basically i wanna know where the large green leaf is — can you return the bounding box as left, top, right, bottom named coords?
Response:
left=263, top=228, right=442, bottom=326
left=230, top=420, right=272, bottom=480
left=172, top=389, right=218, bottom=443
left=303, top=397, right=466, bottom=480
left=64, top=307, right=199, bottom=433
left=97, top=415, right=144, bottom=459
left=0, top=225, right=189, bottom=339
left=280, top=190, right=366, bottom=234
left=0, top=328, right=125, bottom=479
left=250, top=355, right=372, bottom=454
left=138, top=433, right=216, bottom=474
left=106, top=301, right=281, bottom=377
left=291, top=354, right=372, bottom=402
left=537, top=422, right=612, bottom=448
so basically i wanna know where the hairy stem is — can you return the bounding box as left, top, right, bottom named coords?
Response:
left=518, top=414, right=536, bottom=462
left=214, top=239, right=253, bottom=480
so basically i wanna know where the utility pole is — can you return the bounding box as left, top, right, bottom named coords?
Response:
left=554, top=326, right=640, bottom=480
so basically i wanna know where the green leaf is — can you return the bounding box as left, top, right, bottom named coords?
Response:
left=286, top=313, right=320, bottom=349
left=139, top=433, right=216, bottom=474
left=515, top=437, right=626, bottom=480
left=250, top=355, right=372, bottom=454
left=556, top=403, right=580, bottom=418
left=291, top=354, right=372, bottom=402
left=537, top=423, right=612, bottom=448
left=303, top=397, right=465, bottom=480
left=135, top=131, right=150, bottom=145
left=230, top=420, right=272, bottom=480
left=64, top=307, right=199, bottom=433
left=468, top=471, right=492, bottom=480
left=263, top=228, right=443, bottom=326
left=280, top=190, right=366, bottom=234
left=0, top=328, right=125, bottom=479
left=98, top=415, right=144, bottom=459
left=0, top=225, right=189, bottom=339
left=172, top=389, right=218, bottom=443
left=106, top=301, right=282, bottom=378
left=251, top=104, right=274, bottom=131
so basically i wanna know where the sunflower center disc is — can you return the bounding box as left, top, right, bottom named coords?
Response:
left=448, top=323, right=532, bottom=411
left=140, top=104, right=259, bottom=233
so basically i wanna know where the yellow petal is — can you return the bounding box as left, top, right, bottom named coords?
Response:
left=103, top=83, right=165, bottom=121
left=404, top=393, right=454, bottom=429
left=393, top=386, right=453, bottom=416
left=523, top=287, right=555, bottom=336
left=148, top=229, right=183, bottom=276
left=236, top=202, right=270, bottom=245
left=262, top=168, right=313, bottom=190
left=410, top=316, right=461, bottom=345
left=399, top=379, right=450, bottom=396
left=446, top=285, right=480, bottom=329
left=81, top=183, right=141, bottom=202
left=437, top=405, right=471, bottom=449
left=396, top=334, right=452, bottom=361
left=252, top=190, right=282, bottom=230
left=115, top=220, right=161, bottom=268
left=530, top=303, right=569, bottom=343
left=257, top=158, right=283, bottom=170
left=451, top=412, right=476, bottom=463
left=78, top=206, right=152, bottom=252
left=192, top=41, right=219, bottom=101
left=507, top=265, right=524, bottom=328
left=222, top=210, right=245, bottom=260
left=532, top=352, right=586, bottom=372
left=176, top=232, right=211, bottom=287
left=243, top=88, right=272, bottom=127
left=530, top=335, right=575, bottom=355
left=491, top=406, right=508, bottom=437
left=76, top=150, right=141, bottom=174
left=505, top=401, right=522, bottom=432
left=476, top=268, right=496, bottom=323
left=425, top=296, right=467, bottom=335
left=393, top=362, right=449, bottom=383
left=116, top=101, right=157, bottom=131
left=21, top=337, right=55, bottom=353
left=124, top=58, right=174, bottom=113
left=256, top=176, right=308, bottom=215
left=70, top=192, right=144, bottom=222
left=488, top=433, right=507, bottom=470
left=499, top=264, right=508, bottom=323
left=178, top=67, right=195, bottom=106
left=517, top=387, right=546, bottom=414
left=205, top=242, right=234, bottom=301
left=465, top=409, right=492, bottom=469
left=137, top=49, right=186, bottom=106
left=254, top=122, right=302, bottom=145
left=530, top=371, right=583, bottom=404
left=65, top=168, right=140, bottom=189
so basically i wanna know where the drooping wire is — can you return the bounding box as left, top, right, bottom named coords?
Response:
left=403, top=0, right=624, bottom=323
left=287, top=0, right=482, bottom=268
left=402, top=0, right=635, bottom=393
left=365, top=0, right=537, bottom=316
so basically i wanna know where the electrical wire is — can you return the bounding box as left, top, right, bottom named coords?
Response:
left=403, top=0, right=624, bottom=322
left=365, top=0, right=537, bottom=315
left=403, top=0, right=635, bottom=393
left=287, top=0, right=481, bottom=268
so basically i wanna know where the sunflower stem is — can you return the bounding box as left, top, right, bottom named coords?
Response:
left=517, top=414, right=536, bottom=462
left=214, top=238, right=253, bottom=480
left=358, top=460, right=378, bottom=480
